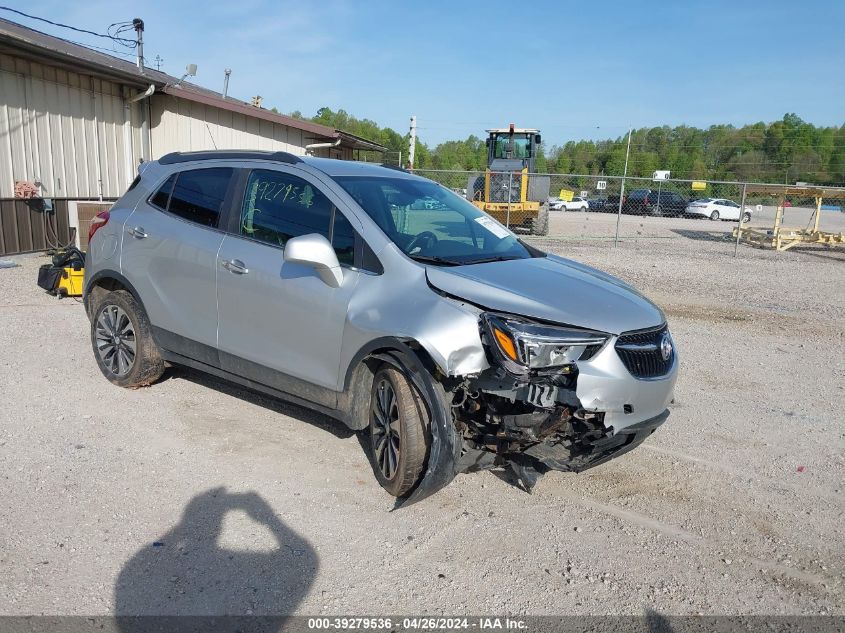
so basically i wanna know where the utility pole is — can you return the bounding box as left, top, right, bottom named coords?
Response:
left=613, top=126, right=633, bottom=247
left=132, top=18, right=145, bottom=71
left=153, top=55, right=163, bottom=71
left=223, top=69, right=232, bottom=98
left=408, top=115, right=416, bottom=171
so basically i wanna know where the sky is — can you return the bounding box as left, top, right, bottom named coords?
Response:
left=4, top=0, right=844, bottom=147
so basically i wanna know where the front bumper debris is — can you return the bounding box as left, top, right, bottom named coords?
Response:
left=449, top=363, right=671, bottom=493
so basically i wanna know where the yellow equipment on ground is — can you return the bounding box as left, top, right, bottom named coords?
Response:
left=469, top=124, right=551, bottom=235
left=56, top=265, right=84, bottom=297
left=36, top=247, right=86, bottom=298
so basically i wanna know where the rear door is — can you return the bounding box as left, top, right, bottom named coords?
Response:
left=666, top=192, right=685, bottom=214
left=216, top=167, right=362, bottom=406
left=120, top=166, right=236, bottom=364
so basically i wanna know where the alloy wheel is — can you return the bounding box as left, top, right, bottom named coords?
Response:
left=371, top=378, right=401, bottom=480
left=95, top=304, right=137, bottom=377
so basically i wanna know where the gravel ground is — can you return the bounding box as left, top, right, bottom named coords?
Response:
left=0, top=215, right=843, bottom=616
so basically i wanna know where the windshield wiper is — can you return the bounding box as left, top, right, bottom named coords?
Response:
left=461, top=255, right=523, bottom=265
left=407, top=254, right=462, bottom=266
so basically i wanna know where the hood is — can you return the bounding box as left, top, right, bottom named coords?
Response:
left=425, top=254, right=665, bottom=335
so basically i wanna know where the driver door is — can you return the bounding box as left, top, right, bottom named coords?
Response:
left=216, top=167, right=361, bottom=406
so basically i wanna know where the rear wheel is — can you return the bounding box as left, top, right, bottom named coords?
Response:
left=90, top=290, right=164, bottom=388
left=530, top=205, right=550, bottom=236
left=369, top=366, right=431, bottom=497
left=471, top=176, right=485, bottom=203
left=710, top=210, right=720, bottom=221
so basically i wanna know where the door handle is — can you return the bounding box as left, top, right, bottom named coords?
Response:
left=221, top=258, right=249, bottom=274
left=127, top=226, right=148, bottom=239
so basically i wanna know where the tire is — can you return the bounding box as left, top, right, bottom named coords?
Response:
left=710, top=210, right=720, bottom=221
left=530, top=204, right=550, bottom=236
left=471, top=176, right=485, bottom=203
left=580, top=205, right=588, bottom=212
left=368, top=366, right=431, bottom=497
left=90, top=289, right=165, bottom=388
left=742, top=212, right=751, bottom=223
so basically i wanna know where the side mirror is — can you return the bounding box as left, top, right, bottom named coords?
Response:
left=535, top=134, right=542, bottom=145
left=284, top=233, right=343, bottom=288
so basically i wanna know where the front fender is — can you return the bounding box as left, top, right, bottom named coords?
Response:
left=339, top=248, right=490, bottom=383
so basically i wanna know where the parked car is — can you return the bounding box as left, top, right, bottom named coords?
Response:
left=84, top=151, right=677, bottom=504
left=685, top=198, right=752, bottom=222
left=587, top=197, right=608, bottom=211
left=604, top=194, right=622, bottom=212
left=624, top=189, right=688, bottom=216
left=550, top=196, right=589, bottom=211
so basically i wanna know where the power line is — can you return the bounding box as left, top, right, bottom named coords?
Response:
left=0, top=6, right=136, bottom=46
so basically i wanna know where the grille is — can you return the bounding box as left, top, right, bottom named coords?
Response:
left=488, top=172, right=521, bottom=203
left=615, top=324, right=673, bottom=379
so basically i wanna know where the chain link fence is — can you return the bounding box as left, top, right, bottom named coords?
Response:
left=411, top=169, right=803, bottom=248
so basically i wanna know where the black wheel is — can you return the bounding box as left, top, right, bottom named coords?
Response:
left=91, top=290, right=164, bottom=388
left=742, top=212, right=751, bottom=223
left=369, top=366, right=430, bottom=497
left=710, top=210, right=720, bottom=221
left=530, top=205, right=550, bottom=236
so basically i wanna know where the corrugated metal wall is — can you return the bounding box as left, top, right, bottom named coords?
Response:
left=0, top=54, right=141, bottom=199
left=149, top=94, right=352, bottom=159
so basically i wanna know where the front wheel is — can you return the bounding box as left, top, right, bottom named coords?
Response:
left=530, top=205, right=550, bottom=236
left=710, top=210, right=720, bottom=221
left=369, top=366, right=431, bottom=497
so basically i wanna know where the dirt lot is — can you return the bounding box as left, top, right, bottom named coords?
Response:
left=1, top=212, right=843, bottom=616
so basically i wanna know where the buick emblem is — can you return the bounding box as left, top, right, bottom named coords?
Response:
left=660, top=333, right=673, bottom=361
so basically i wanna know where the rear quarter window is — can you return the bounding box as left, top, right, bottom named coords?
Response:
left=150, top=173, right=176, bottom=209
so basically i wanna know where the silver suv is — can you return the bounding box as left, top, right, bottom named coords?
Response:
left=84, top=151, right=678, bottom=505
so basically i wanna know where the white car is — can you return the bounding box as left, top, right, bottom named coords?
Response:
left=549, top=196, right=589, bottom=211
left=685, top=198, right=752, bottom=222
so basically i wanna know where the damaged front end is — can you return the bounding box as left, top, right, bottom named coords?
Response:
left=446, top=313, right=666, bottom=492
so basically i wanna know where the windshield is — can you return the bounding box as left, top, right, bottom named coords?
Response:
left=335, top=176, right=535, bottom=265
left=493, top=134, right=532, bottom=159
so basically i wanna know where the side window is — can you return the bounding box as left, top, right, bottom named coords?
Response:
left=241, top=169, right=355, bottom=266
left=168, top=168, right=234, bottom=228
left=241, top=169, right=332, bottom=247
left=150, top=173, right=176, bottom=209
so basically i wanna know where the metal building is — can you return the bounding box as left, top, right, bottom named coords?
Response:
left=0, top=18, right=384, bottom=253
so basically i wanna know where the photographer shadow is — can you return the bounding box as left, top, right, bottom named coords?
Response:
left=115, top=487, right=317, bottom=627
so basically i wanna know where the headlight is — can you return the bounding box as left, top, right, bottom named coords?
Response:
left=482, top=313, right=608, bottom=374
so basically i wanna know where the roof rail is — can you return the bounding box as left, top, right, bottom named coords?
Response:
left=158, top=150, right=303, bottom=165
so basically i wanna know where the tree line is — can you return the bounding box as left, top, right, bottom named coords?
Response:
left=285, top=108, right=845, bottom=186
